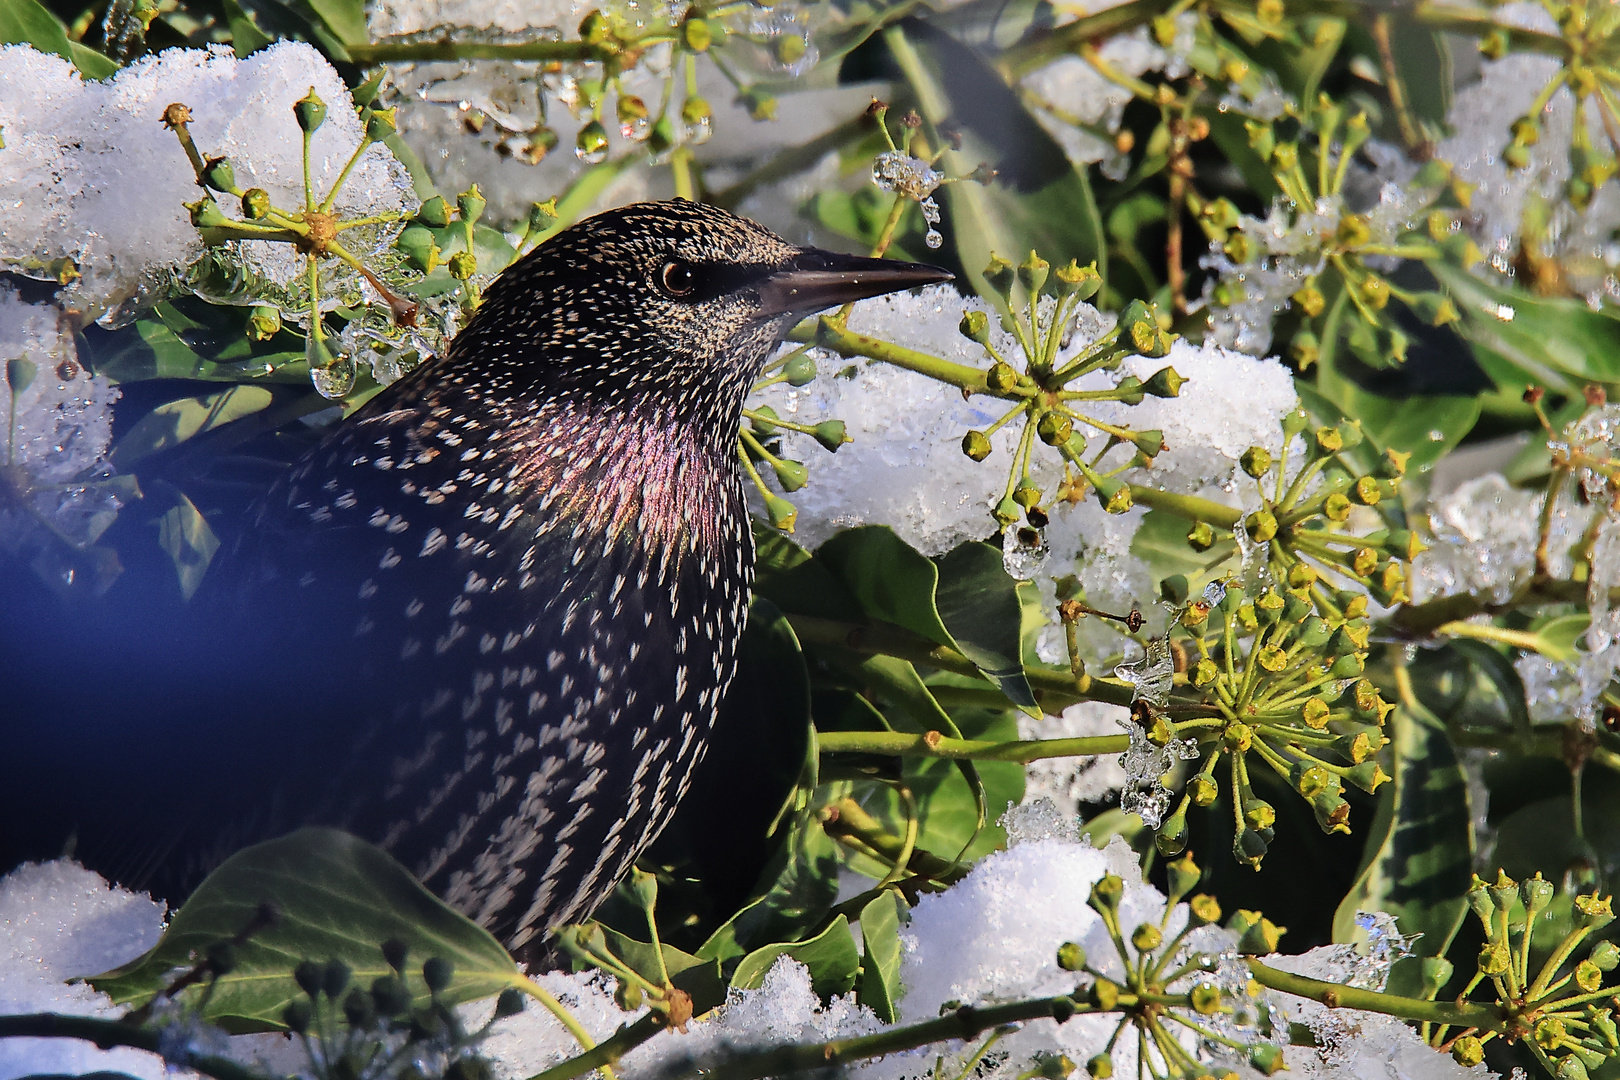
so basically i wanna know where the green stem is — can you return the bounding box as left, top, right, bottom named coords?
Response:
left=319, top=137, right=376, bottom=214
left=801, top=320, right=999, bottom=395
left=0, top=1013, right=267, bottom=1080
left=817, top=728, right=1130, bottom=761
left=1125, top=485, right=1243, bottom=529
left=664, top=997, right=1096, bottom=1080
left=783, top=612, right=1136, bottom=709
left=526, top=1014, right=665, bottom=1080
left=1246, top=959, right=1507, bottom=1031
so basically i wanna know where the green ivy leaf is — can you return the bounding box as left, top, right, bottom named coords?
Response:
left=1333, top=698, right=1471, bottom=996
left=157, top=490, right=221, bottom=601
left=855, top=891, right=903, bottom=1023
left=935, top=542, right=1038, bottom=713
left=110, top=385, right=275, bottom=471
left=596, top=926, right=728, bottom=1015
left=91, top=828, right=524, bottom=1032
left=1, top=0, right=118, bottom=78
left=730, top=914, right=861, bottom=999
left=884, top=19, right=1105, bottom=308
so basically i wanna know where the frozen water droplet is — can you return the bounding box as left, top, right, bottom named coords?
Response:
left=1115, top=633, right=1174, bottom=708
left=683, top=114, right=713, bottom=145
left=926, top=229, right=943, bottom=249
left=310, top=357, right=357, bottom=399
left=1427, top=429, right=1444, bottom=441
left=1002, top=523, right=1049, bottom=579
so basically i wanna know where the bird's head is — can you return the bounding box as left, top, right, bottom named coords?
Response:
left=453, top=200, right=952, bottom=424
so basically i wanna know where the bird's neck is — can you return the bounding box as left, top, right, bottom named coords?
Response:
left=505, top=394, right=743, bottom=561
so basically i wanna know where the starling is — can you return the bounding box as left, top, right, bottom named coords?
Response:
left=0, top=200, right=949, bottom=962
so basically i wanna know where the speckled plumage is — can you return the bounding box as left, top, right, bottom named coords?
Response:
left=0, top=201, right=949, bottom=962
left=223, top=202, right=804, bottom=952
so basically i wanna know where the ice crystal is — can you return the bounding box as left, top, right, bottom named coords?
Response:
left=1115, top=633, right=1174, bottom=708
left=1409, top=474, right=1545, bottom=604
left=1116, top=716, right=1199, bottom=828
left=999, top=798, right=1082, bottom=845
left=0, top=289, right=125, bottom=589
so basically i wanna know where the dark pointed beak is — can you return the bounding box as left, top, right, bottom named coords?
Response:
left=756, top=248, right=954, bottom=318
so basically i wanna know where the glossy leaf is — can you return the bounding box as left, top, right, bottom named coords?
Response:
left=0, top=0, right=118, bottom=77
left=730, top=914, right=861, bottom=999
left=92, top=828, right=523, bottom=1032
left=111, top=386, right=276, bottom=471
left=157, top=490, right=221, bottom=601
left=1333, top=699, right=1471, bottom=996
left=597, top=926, right=727, bottom=1015
left=936, top=542, right=1038, bottom=712
left=856, top=890, right=903, bottom=1023
left=885, top=19, right=1104, bottom=307
left=1436, top=263, right=1620, bottom=394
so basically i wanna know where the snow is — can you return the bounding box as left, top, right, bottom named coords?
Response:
left=0, top=287, right=124, bottom=586
left=0, top=42, right=411, bottom=325
left=0, top=854, right=1513, bottom=1080
left=0, top=861, right=171, bottom=1080
left=1018, top=703, right=1131, bottom=818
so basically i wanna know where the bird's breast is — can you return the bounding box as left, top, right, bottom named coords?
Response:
left=218, top=383, right=755, bottom=954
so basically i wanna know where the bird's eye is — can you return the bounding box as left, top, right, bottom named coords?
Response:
left=658, top=259, right=696, bottom=298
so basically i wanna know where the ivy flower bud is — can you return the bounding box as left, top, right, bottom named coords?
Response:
left=959, top=309, right=991, bottom=344
left=202, top=156, right=235, bottom=192
left=1188, top=894, right=1221, bottom=925
left=784, top=353, right=817, bottom=386
left=1248, top=1044, right=1286, bottom=1076
left=1130, top=923, right=1163, bottom=953
left=1522, top=872, right=1554, bottom=917
left=986, top=361, right=1019, bottom=392
left=1089, top=875, right=1124, bottom=916
left=1120, top=299, right=1171, bottom=357
left=1245, top=510, right=1277, bottom=543
left=395, top=225, right=439, bottom=273
left=1017, top=251, right=1049, bottom=295
left=1189, top=772, right=1218, bottom=805
left=1290, top=281, right=1325, bottom=318
left=447, top=250, right=476, bottom=280
left=765, top=492, right=797, bottom=531
left=1240, top=446, right=1271, bottom=477
left=1144, top=366, right=1183, bottom=398
left=961, top=430, right=991, bottom=461
left=1228, top=910, right=1285, bottom=954
left=240, top=187, right=271, bottom=220
left=1054, top=259, right=1101, bottom=299
left=983, top=255, right=1016, bottom=295
left=773, top=458, right=808, bottom=491
left=1577, top=959, right=1604, bottom=993
left=294, top=87, right=327, bottom=133
left=1093, top=476, right=1132, bottom=514
left=457, top=184, right=486, bottom=226
left=1186, top=521, right=1214, bottom=551
left=1037, top=412, right=1073, bottom=446
left=1489, top=870, right=1519, bottom=912
left=186, top=196, right=228, bottom=229
left=1450, top=1037, right=1484, bottom=1068
left=1302, top=695, right=1331, bottom=728
left=247, top=305, right=281, bottom=341
left=576, top=120, right=610, bottom=161
left=365, top=107, right=398, bottom=141
left=416, top=195, right=451, bottom=228
left=1576, top=893, right=1615, bottom=931
left=1057, top=942, right=1086, bottom=971
left=1592, top=940, right=1620, bottom=972
left=682, top=15, right=712, bottom=50
left=813, top=420, right=847, bottom=452
left=1085, top=1053, right=1113, bottom=1079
